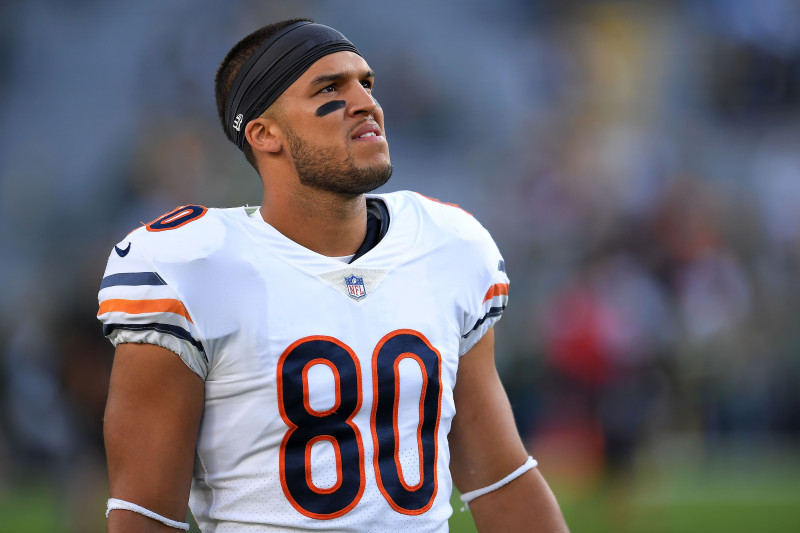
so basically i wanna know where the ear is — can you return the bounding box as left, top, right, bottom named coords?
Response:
left=245, top=118, right=282, bottom=154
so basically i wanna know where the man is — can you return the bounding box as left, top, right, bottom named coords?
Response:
left=99, top=18, right=569, bottom=532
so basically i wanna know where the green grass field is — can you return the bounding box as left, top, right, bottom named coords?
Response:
left=3, top=446, right=799, bottom=533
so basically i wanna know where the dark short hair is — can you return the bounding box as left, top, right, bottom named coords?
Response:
left=214, top=18, right=313, bottom=169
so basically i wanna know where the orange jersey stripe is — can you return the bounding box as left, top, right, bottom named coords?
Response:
left=415, top=193, right=473, bottom=216
left=97, top=298, right=193, bottom=323
left=482, top=283, right=509, bottom=303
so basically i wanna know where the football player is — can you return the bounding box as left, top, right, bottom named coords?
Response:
left=99, top=18, right=569, bottom=532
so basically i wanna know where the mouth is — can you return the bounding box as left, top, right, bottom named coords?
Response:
left=351, top=122, right=384, bottom=142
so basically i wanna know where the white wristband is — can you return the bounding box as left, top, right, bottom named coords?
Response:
left=106, top=498, right=190, bottom=530
left=459, top=455, right=538, bottom=511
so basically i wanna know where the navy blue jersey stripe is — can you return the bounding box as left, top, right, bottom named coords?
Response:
left=463, top=306, right=506, bottom=338
left=103, top=322, right=206, bottom=359
left=100, top=272, right=166, bottom=290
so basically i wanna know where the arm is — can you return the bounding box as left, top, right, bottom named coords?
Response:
left=449, top=328, right=569, bottom=532
left=104, top=342, right=205, bottom=532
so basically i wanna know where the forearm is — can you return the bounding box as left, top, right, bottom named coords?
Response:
left=104, top=343, right=204, bottom=533
left=466, top=468, right=569, bottom=533
left=107, top=509, right=187, bottom=533
left=450, top=329, right=569, bottom=532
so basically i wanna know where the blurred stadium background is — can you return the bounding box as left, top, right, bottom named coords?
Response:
left=1, top=0, right=799, bottom=531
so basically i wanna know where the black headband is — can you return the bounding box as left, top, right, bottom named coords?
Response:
left=224, top=21, right=361, bottom=151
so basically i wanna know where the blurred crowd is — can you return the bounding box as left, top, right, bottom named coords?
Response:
left=1, top=0, right=798, bottom=528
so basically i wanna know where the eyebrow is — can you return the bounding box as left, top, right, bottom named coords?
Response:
left=309, top=69, right=375, bottom=88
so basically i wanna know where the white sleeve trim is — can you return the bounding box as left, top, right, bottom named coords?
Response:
left=459, top=456, right=538, bottom=511
left=459, top=284, right=508, bottom=356
left=107, top=328, right=208, bottom=380
left=459, top=318, right=500, bottom=356
left=106, top=498, right=190, bottom=530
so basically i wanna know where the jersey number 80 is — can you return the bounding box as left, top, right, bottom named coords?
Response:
left=277, top=329, right=442, bottom=519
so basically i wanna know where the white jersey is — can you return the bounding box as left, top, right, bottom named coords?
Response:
left=97, top=191, right=509, bottom=532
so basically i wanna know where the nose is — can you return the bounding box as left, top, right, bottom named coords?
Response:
left=348, top=83, right=379, bottom=118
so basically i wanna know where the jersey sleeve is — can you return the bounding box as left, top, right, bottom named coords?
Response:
left=97, top=233, right=209, bottom=379
left=458, top=222, right=510, bottom=356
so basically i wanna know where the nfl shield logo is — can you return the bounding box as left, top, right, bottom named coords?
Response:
left=345, top=275, right=366, bottom=300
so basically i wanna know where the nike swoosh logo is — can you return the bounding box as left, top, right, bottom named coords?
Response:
left=115, top=243, right=131, bottom=257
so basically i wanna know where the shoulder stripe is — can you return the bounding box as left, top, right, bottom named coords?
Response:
left=100, top=272, right=166, bottom=290
left=482, top=283, right=509, bottom=303
left=98, top=298, right=193, bottom=323
left=103, top=323, right=206, bottom=356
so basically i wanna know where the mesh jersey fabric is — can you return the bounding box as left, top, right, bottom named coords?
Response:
left=97, top=190, right=509, bottom=532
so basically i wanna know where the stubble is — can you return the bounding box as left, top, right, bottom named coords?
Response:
left=284, top=126, right=393, bottom=196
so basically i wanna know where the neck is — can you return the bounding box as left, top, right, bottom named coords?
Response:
left=259, top=185, right=368, bottom=257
